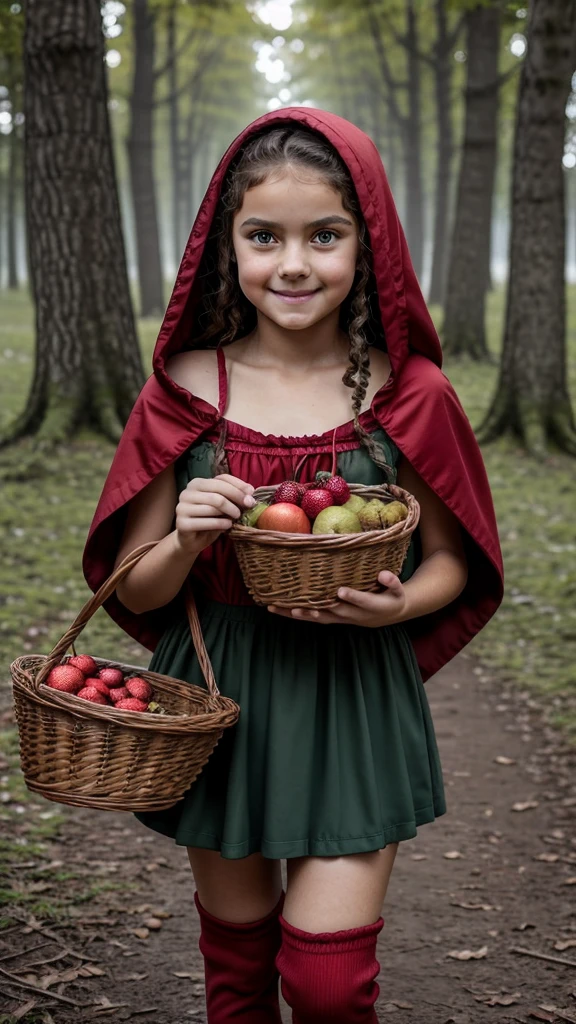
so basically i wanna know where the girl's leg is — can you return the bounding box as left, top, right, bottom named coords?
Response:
left=188, top=847, right=284, bottom=1023
left=276, top=845, right=398, bottom=1023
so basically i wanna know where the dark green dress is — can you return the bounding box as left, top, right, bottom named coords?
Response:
left=134, top=406, right=446, bottom=859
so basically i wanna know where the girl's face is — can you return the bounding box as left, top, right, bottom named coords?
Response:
left=232, top=167, right=359, bottom=332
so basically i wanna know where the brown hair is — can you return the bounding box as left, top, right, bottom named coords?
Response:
left=192, top=126, right=391, bottom=478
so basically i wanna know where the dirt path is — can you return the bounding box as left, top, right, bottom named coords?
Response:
left=1, top=652, right=575, bottom=1024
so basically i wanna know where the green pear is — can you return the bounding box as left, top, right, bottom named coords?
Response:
left=343, top=494, right=368, bottom=514
left=312, top=507, right=363, bottom=535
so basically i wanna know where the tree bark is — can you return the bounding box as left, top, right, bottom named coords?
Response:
left=478, top=0, right=576, bottom=455
left=404, top=0, right=424, bottom=281
left=127, top=0, right=164, bottom=317
left=442, top=4, right=501, bottom=359
left=1, top=0, right=144, bottom=447
left=7, top=122, right=19, bottom=289
left=428, top=0, right=455, bottom=306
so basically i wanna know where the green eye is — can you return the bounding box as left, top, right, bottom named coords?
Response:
left=315, top=231, right=336, bottom=245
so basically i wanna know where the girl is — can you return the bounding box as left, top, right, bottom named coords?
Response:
left=84, top=108, right=503, bottom=1023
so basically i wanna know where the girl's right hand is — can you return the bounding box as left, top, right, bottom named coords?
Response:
left=174, top=474, right=256, bottom=555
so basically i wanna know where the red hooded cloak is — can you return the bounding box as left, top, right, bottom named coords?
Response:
left=83, top=107, right=503, bottom=682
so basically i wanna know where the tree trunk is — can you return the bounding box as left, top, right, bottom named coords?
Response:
left=127, top=0, right=164, bottom=317
left=7, top=123, right=19, bottom=289
left=428, top=0, right=454, bottom=306
left=1, top=0, right=144, bottom=448
left=478, top=0, right=576, bottom=455
left=403, top=0, right=424, bottom=281
left=167, top=1, right=183, bottom=270
left=442, top=4, right=500, bottom=359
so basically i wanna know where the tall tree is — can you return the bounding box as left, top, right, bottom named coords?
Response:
left=0, top=0, right=143, bottom=447
left=442, top=2, right=502, bottom=359
left=0, top=0, right=24, bottom=289
left=366, top=0, right=425, bottom=279
left=427, top=0, right=462, bottom=306
left=127, top=0, right=165, bottom=316
left=478, top=0, right=576, bottom=455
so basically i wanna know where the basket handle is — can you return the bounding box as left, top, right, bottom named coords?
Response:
left=36, top=541, right=220, bottom=699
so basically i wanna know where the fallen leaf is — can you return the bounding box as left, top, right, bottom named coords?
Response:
left=172, top=971, right=204, bottom=981
left=411, top=854, right=428, bottom=861
left=451, top=900, right=495, bottom=911
left=143, top=917, right=163, bottom=930
left=535, top=853, right=560, bottom=863
left=485, top=993, right=521, bottom=1006
left=495, top=756, right=516, bottom=766
left=512, top=801, right=539, bottom=812
left=447, top=946, right=488, bottom=960
left=11, top=1001, right=38, bottom=1021
left=563, top=878, right=576, bottom=886
left=443, top=851, right=464, bottom=860
left=528, top=1011, right=555, bottom=1023
left=555, top=939, right=576, bottom=951
left=130, top=927, right=150, bottom=940
left=514, top=922, right=536, bottom=931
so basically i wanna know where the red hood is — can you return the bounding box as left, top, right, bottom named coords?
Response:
left=153, top=107, right=442, bottom=385
left=83, top=107, right=503, bottom=682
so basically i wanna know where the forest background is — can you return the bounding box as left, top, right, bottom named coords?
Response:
left=0, top=2, right=575, bottom=1020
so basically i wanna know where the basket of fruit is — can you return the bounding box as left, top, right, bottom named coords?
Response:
left=10, top=542, right=239, bottom=812
left=230, top=471, right=420, bottom=609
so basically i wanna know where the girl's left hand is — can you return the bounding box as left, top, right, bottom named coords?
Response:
left=268, top=570, right=408, bottom=627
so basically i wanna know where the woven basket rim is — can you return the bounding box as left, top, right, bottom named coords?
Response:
left=11, top=654, right=239, bottom=735
left=231, top=482, right=419, bottom=548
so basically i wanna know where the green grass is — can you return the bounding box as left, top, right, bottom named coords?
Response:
left=0, top=285, right=575, bottom=739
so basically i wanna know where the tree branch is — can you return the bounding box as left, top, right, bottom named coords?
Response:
left=154, top=24, right=200, bottom=80
left=153, top=45, right=219, bottom=108
left=365, top=1, right=407, bottom=129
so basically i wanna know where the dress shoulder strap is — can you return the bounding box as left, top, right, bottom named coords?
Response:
left=216, top=346, right=228, bottom=419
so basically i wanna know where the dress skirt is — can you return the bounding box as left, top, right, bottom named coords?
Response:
left=134, top=599, right=446, bottom=859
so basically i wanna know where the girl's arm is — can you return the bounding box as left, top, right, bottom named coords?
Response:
left=114, top=468, right=255, bottom=615
left=389, top=455, right=468, bottom=622
left=269, top=457, right=468, bottom=627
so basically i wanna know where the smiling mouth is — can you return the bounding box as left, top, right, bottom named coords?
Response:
left=271, top=289, right=321, bottom=303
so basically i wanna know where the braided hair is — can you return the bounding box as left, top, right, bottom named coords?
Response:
left=192, top=127, right=391, bottom=478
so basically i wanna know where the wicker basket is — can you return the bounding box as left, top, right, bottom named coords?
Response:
left=11, top=542, right=239, bottom=813
left=230, top=482, right=420, bottom=609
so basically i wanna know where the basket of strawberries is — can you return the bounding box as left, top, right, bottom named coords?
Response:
left=230, top=468, right=420, bottom=609
left=10, top=542, right=239, bottom=812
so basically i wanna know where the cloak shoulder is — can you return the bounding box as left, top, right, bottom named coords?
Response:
left=82, top=373, right=218, bottom=653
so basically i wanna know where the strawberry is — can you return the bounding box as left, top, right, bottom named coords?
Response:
left=85, top=678, right=110, bottom=698
left=125, top=677, right=153, bottom=702
left=301, top=489, right=334, bottom=520
left=77, top=686, right=109, bottom=705
left=109, top=686, right=130, bottom=703
left=272, top=481, right=306, bottom=506
left=114, top=698, right=149, bottom=712
left=68, top=654, right=98, bottom=676
left=46, top=664, right=85, bottom=693
left=97, top=667, right=124, bottom=688
left=323, top=476, right=351, bottom=506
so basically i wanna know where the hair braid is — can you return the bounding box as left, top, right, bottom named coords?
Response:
left=342, top=240, right=394, bottom=481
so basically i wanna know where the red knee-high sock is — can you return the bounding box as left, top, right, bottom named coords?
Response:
left=194, top=889, right=285, bottom=1023
left=276, top=913, right=384, bottom=1024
